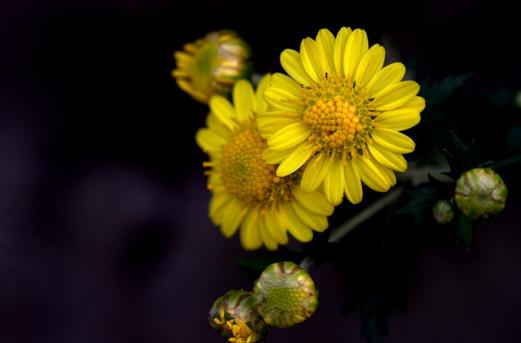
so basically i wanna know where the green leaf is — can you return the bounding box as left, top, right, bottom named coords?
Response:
left=396, top=187, right=437, bottom=224
left=359, top=293, right=383, bottom=343
left=442, top=132, right=479, bottom=179
left=421, top=73, right=472, bottom=108
left=486, top=87, right=517, bottom=108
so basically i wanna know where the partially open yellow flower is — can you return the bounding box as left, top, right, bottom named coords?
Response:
left=196, top=76, right=334, bottom=250
left=259, top=27, right=425, bottom=205
left=173, top=30, right=252, bottom=103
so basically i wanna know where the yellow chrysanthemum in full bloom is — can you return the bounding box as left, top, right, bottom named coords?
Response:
left=196, top=76, right=334, bottom=250
left=259, top=27, right=425, bottom=205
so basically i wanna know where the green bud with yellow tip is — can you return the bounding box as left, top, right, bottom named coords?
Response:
left=172, top=30, right=252, bottom=104
left=208, top=289, right=266, bottom=343
left=253, top=261, right=318, bottom=328
left=454, top=168, right=507, bottom=220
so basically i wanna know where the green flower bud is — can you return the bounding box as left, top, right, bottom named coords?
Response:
left=172, top=30, right=252, bottom=103
left=454, top=168, right=508, bottom=219
left=253, top=261, right=318, bottom=328
left=208, top=290, right=266, bottom=343
left=432, top=200, right=454, bottom=225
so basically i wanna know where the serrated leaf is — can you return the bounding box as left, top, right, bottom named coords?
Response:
left=359, top=293, right=383, bottom=343
left=442, top=132, right=479, bottom=179
left=396, top=187, right=437, bottom=223
left=421, top=73, right=472, bottom=108
left=486, top=87, right=517, bottom=108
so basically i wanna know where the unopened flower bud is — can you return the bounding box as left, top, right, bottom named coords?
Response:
left=432, top=200, right=454, bottom=225
left=253, top=261, right=318, bottom=328
left=172, top=30, right=252, bottom=103
left=209, top=290, right=266, bottom=343
left=454, top=168, right=507, bottom=219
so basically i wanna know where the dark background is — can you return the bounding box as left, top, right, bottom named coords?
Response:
left=1, top=0, right=520, bottom=342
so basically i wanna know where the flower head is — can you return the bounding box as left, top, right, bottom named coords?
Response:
left=454, top=168, right=507, bottom=219
left=259, top=27, right=425, bottom=205
left=173, top=30, right=252, bottom=103
left=253, top=261, right=318, bottom=328
left=209, top=290, right=266, bottom=343
left=196, top=76, right=334, bottom=250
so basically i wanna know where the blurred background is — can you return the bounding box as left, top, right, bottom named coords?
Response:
left=1, top=0, right=520, bottom=342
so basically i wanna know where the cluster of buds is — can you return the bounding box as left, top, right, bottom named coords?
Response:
left=209, top=262, right=318, bottom=342
left=432, top=167, right=508, bottom=229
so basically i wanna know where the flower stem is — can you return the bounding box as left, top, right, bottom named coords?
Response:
left=328, top=187, right=404, bottom=243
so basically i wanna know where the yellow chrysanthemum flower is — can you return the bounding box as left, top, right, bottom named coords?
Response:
left=259, top=27, right=425, bottom=205
left=196, top=76, right=334, bottom=250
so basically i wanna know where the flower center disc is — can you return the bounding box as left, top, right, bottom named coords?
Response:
left=221, top=128, right=275, bottom=204
left=300, top=75, right=374, bottom=157
left=303, top=95, right=364, bottom=148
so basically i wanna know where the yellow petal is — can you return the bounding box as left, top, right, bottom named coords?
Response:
left=381, top=165, right=397, bottom=187
left=355, top=44, right=385, bottom=88
left=315, top=28, right=335, bottom=75
left=343, top=160, right=363, bottom=204
left=262, top=148, right=292, bottom=164
left=323, top=158, right=345, bottom=205
left=264, top=86, right=299, bottom=111
left=353, top=155, right=391, bottom=192
left=221, top=197, right=248, bottom=238
left=271, top=72, right=302, bottom=94
left=233, top=80, right=255, bottom=121
left=208, top=174, right=225, bottom=193
left=276, top=142, right=314, bottom=177
left=292, top=201, right=328, bottom=232
left=342, top=29, right=369, bottom=78
left=206, top=112, right=231, bottom=138
left=263, top=210, right=288, bottom=245
left=255, top=74, right=272, bottom=113
left=374, top=108, right=421, bottom=131
left=280, top=202, right=313, bottom=242
left=368, top=143, right=407, bottom=172
left=280, top=49, right=313, bottom=86
left=374, top=81, right=420, bottom=111
left=292, top=187, right=334, bottom=216
left=259, top=215, right=278, bottom=250
left=333, top=27, right=352, bottom=75
left=209, top=96, right=237, bottom=130
left=257, top=112, right=298, bottom=137
left=267, top=122, right=311, bottom=151
left=301, top=152, right=332, bottom=192
left=366, top=62, right=406, bottom=97
left=209, top=192, right=229, bottom=224
left=240, top=210, right=262, bottom=250
left=300, top=37, right=324, bottom=82
left=372, top=128, right=415, bottom=154
left=195, top=128, right=226, bottom=153
left=402, top=96, right=426, bottom=112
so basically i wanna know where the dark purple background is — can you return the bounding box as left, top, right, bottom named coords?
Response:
left=1, top=0, right=520, bottom=342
